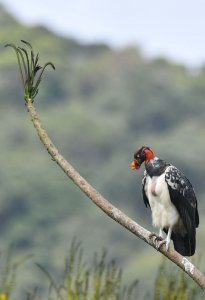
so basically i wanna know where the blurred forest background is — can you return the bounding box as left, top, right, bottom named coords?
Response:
left=1, top=3, right=205, bottom=299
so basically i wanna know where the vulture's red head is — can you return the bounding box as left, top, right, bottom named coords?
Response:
left=131, top=146, right=155, bottom=170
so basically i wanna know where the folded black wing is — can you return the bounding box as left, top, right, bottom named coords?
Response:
left=142, top=170, right=150, bottom=208
left=165, top=166, right=199, bottom=232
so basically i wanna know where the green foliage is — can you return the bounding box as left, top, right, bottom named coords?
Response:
left=31, top=240, right=139, bottom=300
left=154, top=259, right=205, bottom=300
left=5, top=40, right=55, bottom=101
left=0, top=244, right=204, bottom=300
left=0, top=248, right=32, bottom=300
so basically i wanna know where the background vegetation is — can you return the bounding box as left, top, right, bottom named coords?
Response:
left=1, top=4, right=205, bottom=298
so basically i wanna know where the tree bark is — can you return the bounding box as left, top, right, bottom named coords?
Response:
left=26, top=98, right=205, bottom=290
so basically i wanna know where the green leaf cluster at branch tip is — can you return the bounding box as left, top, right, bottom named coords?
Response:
left=5, top=40, right=55, bottom=102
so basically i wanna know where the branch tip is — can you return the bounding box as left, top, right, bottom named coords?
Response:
left=5, top=40, right=55, bottom=102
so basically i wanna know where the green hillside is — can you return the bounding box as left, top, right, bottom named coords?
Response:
left=1, top=4, right=205, bottom=298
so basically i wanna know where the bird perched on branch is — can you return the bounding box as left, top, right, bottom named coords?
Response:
left=131, top=146, right=199, bottom=256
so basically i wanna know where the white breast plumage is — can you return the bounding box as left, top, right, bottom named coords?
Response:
left=145, top=173, right=179, bottom=229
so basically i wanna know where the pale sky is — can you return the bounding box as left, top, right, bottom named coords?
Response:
left=1, top=0, right=205, bottom=67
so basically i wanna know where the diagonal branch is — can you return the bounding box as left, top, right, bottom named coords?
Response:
left=6, top=40, right=205, bottom=291
left=26, top=98, right=205, bottom=290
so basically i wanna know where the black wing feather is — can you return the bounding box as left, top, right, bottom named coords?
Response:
left=142, top=170, right=150, bottom=208
left=165, top=166, right=199, bottom=230
left=165, top=166, right=199, bottom=256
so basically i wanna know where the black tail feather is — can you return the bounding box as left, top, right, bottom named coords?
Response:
left=171, top=231, right=196, bottom=256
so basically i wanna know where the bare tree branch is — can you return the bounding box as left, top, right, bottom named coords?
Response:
left=26, top=98, right=205, bottom=290
left=6, top=40, right=205, bottom=290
